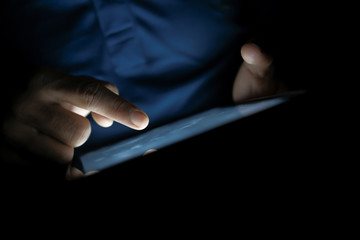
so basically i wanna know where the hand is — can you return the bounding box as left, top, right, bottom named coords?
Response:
left=232, top=42, right=285, bottom=102
left=2, top=68, right=149, bottom=164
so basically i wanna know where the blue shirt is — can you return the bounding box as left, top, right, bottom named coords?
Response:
left=2, top=1, right=274, bottom=151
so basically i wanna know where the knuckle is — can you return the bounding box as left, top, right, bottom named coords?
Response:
left=111, top=97, right=128, bottom=113
left=23, top=104, right=53, bottom=129
left=77, top=80, right=104, bottom=108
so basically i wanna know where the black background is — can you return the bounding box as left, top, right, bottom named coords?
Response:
left=0, top=2, right=342, bottom=213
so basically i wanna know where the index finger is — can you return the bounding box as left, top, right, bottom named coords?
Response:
left=50, top=77, right=149, bottom=130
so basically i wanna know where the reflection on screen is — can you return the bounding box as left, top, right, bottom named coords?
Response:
left=77, top=95, right=293, bottom=173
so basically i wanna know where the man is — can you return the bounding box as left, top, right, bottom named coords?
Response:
left=1, top=1, right=286, bottom=180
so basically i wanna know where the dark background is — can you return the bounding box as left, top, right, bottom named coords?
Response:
left=0, top=2, right=338, bottom=200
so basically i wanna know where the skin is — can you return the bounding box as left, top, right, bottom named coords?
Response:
left=2, top=69, right=149, bottom=163
left=1, top=42, right=283, bottom=180
left=233, top=42, right=279, bottom=102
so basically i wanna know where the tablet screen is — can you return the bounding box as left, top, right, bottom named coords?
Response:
left=75, top=92, right=302, bottom=174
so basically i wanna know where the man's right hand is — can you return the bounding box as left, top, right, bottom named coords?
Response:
left=2, top=68, right=149, bottom=164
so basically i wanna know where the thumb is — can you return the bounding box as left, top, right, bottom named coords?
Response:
left=241, top=42, right=273, bottom=78
left=232, top=42, right=276, bottom=102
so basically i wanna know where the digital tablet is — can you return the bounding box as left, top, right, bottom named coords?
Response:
left=73, top=91, right=304, bottom=174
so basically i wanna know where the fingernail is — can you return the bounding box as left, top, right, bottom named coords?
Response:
left=130, top=110, right=149, bottom=130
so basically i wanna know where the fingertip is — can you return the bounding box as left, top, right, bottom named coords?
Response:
left=241, top=43, right=261, bottom=64
left=241, top=42, right=272, bottom=66
left=65, top=166, right=84, bottom=181
left=91, top=112, right=114, bottom=128
left=96, top=118, right=114, bottom=128
left=130, top=110, right=149, bottom=130
left=103, top=82, right=119, bottom=95
left=101, top=120, right=114, bottom=128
